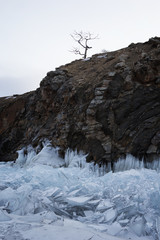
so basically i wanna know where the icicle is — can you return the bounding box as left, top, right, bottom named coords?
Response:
left=113, top=154, right=145, bottom=172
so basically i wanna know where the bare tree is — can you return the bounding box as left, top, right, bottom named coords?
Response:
left=70, top=31, right=98, bottom=59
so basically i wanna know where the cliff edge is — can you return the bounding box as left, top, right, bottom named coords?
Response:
left=1, top=37, right=160, bottom=166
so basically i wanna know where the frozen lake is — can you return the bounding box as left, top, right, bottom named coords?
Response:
left=0, top=143, right=159, bottom=240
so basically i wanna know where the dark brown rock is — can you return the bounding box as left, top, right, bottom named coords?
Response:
left=1, top=37, right=160, bottom=166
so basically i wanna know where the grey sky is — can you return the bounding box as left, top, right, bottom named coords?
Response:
left=0, top=0, right=160, bottom=97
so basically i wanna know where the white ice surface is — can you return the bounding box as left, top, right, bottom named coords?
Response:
left=0, top=144, right=159, bottom=240
left=21, top=218, right=123, bottom=240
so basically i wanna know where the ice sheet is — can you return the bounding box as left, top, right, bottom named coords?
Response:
left=0, top=144, right=159, bottom=239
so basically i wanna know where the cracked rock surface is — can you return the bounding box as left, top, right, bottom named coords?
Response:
left=1, top=37, right=160, bottom=165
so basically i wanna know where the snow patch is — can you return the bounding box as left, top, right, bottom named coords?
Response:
left=97, top=54, right=107, bottom=58
left=82, top=57, right=90, bottom=61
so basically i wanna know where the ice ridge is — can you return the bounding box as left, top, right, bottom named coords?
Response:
left=0, top=143, right=160, bottom=239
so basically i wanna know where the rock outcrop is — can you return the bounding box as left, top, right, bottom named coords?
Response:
left=1, top=37, right=160, bottom=166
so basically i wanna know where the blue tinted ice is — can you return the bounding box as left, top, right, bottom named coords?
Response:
left=0, top=143, right=160, bottom=239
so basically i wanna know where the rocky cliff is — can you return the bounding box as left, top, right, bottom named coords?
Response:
left=1, top=37, right=160, bottom=166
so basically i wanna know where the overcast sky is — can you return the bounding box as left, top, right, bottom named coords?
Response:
left=0, top=0, right=160, bottom=97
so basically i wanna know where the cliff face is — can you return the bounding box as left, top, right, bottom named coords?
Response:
left=1, top=37, right=160, bottom=165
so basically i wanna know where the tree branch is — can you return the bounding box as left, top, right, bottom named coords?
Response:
left=69, top=47, right=84, bottom=56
